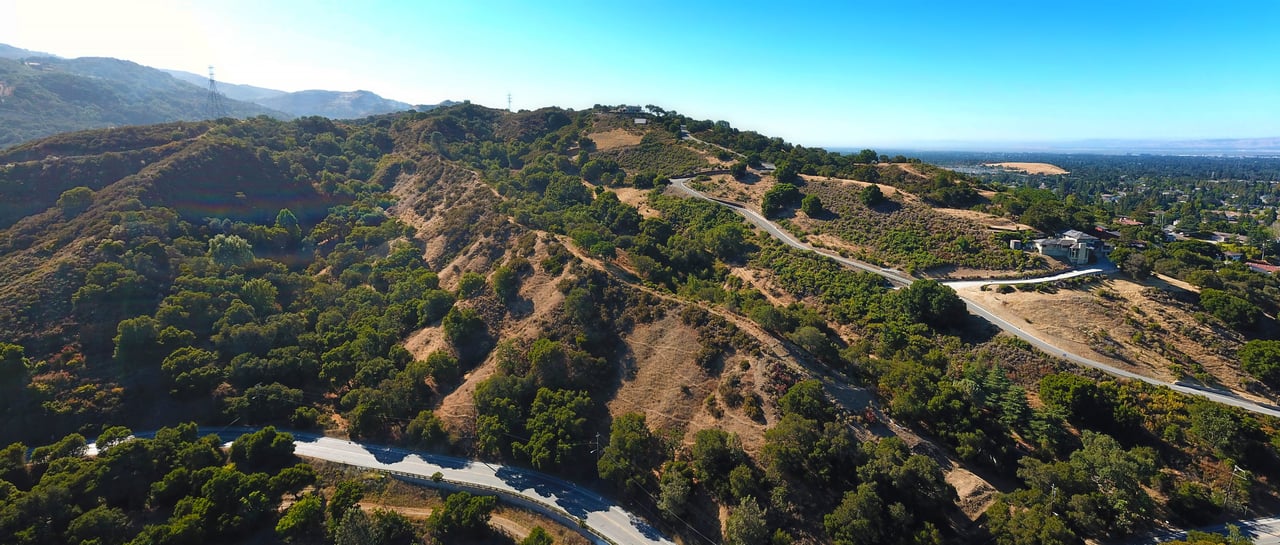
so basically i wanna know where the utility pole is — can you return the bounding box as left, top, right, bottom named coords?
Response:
left=207, top=66, right=228, bottom=119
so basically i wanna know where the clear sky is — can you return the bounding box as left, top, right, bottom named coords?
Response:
left=4, top=0, right=1279, bottom=148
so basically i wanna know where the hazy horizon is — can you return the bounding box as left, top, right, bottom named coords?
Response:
left=5, top=0, right=1279, bottom=149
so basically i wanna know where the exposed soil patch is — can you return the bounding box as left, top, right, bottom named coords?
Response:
left=947, top=465, right=999, bottom=520
left=609, top=187, right=660, bottom=218
left=589, top=128, right=644, bottom=151
left=984, top=162, right=1069, bottom=175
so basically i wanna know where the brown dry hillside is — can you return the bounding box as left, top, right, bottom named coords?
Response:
left=377, top=143, right=1004, bottom=531
left=957, top=275, right=1275, bottom=403
left=383, top=145, right=790, bottom=451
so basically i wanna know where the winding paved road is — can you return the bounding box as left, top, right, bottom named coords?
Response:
left=91, top=429, right=673, bottom=545
left=668, top=176, right=1280, bottom=419
left=1132, top=516, right=1280, bottom=545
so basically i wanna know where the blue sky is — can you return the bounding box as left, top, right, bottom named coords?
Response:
left=4, top=0, right=1279, bottom=147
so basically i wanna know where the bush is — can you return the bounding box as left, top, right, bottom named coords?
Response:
left=1240, top=340, right=1280, bottom=387
left=801, top=194, right=822, bottom=216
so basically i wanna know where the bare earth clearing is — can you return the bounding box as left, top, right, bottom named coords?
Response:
left=984, top=162, right=1069, bottom=175
left=610, top=187, right=661, bottom=218
left=589, top=128, right=644, bottom=151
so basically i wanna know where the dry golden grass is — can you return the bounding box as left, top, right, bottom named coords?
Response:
left=985, top=162, right=1069, bottom=175
left=933, top=207, right=1036, bottom=232
left=589, top=128, right=644, bottom=151
left=956, top=276, right=1270, bottom=403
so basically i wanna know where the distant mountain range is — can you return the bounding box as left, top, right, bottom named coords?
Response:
left=0, top=55, right=281, bottom=149
left=163, top=69, right=454, bottom=117
left=0, top=43, right=454, bottom=149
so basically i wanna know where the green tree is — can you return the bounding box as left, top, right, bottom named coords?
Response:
left=113, top=315, right=161, bottom=366
left=824, top=483, right=885, bottom=545
left=774, top=161, right=800, bottom=183
left=521, top=526, right=554, bottom=545
left=890, top=279, right=966, bottom=329
left=725, top=497, right=769, bottom=545
left=406, top=409, right=449, bottom=449
left=1240, top=340, right=1280, bottom=387
left=328, top=480, right=365, bottom=532
left=0, top=342, right=28, bottom=385
left=209, top=233, right=255, bottom=267
left=161, top=346, right=224, bottom=396
left=270, top=463, right=318, bottom=498
left=491, top=266, right=519, bottom=301
left=368, top=509, right=417, bottom=545
left=457, top=272, right=487, bottom=299
left=241, top=278, right=279, bottom=316
left=658, top=462, right=693, bottom=518
left=801, top=194, right=823, bottom=216
left=418, top=289, right=456, bottom=325
left=1188, top=402, right=1244, bottom=458
left=761, top=183, right=800, bottom=217
left=66, top=505, right=130, bottom=545
left=225, top=382, right=304, bottom=423
left=516, top=388, right=591, bottom=470
left=333, top=507, right=374, bottom=545
left=229, top=426, right=295, bottom=470
left=1199, top=289, right=1261, bottom=331
left=778, top=379, right=833, bottom=421
left=691, top=429, right=745, bottom=498
left=276, top=494, right=325, bottom=543
left=597, top=413, right=660, bottom=493
left=860, top=184, right=885, bottom=207
left=442, top=306, right=486, bottom=346
left=275, top=208, right=302, bottom=241
left=985, top=498, right=1076, bottom=545
left=428, top=492, right=496, bottom=541
left=57, top=186, right=94, bottom=216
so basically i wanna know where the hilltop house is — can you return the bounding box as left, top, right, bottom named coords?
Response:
left=1248, top=261, right=1280, bottom=275
left=1033, top=230, right=1099, bottom=266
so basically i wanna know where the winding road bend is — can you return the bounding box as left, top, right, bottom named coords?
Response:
left=91, top=429, right=674, bottom=545
left=669, top=176, right=1280, bottom=419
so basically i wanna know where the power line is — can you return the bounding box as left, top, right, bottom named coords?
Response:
left=207, top=65, right=228, bottom=119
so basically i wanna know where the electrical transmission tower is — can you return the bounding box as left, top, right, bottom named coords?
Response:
left=206, top=65, right=228, bottom=119
left=507, top=92, right=512, bottom=112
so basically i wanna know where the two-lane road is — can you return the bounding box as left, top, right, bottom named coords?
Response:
left=92, top=428, right=674, bottom=545
left=669, top=176, right=1280, bottom=419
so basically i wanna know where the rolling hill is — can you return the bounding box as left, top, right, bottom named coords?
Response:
left=0, top=55, right=283, bottom=148
left=0, top=105, right=1277, bottom=545
left=165, top=69, right=455, bottom=118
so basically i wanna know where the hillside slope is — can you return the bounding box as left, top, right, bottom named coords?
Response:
left=0, top=106, right=1278, bottom=545
left=0, top=56, right=283, bottom=148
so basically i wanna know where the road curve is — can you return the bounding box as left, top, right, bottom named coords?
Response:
left=670, top=177, right=914, bottom=286
left=668, top=176, right=1280, bottom=419
left=942, top=265, right=1117, bottom=289
left=91, top=428, right=673, bottom=545
left=1132, top=515, right=1280, bottom=545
